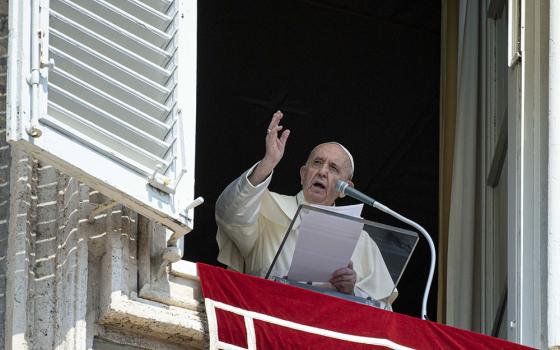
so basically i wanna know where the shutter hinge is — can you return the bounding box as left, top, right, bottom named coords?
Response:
left=38, top=30, right=55, bottom=75
left=148, top=164, right=174, bottom=193
left=509, top=49, right=521, bottom=67
left=148, top=163, right=188, bottom=194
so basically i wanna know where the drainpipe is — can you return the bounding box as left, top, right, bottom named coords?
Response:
left=548, top=1, right=560, bottom=348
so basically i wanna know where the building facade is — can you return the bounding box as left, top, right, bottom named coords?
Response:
left=1, top=0, right=559, bottom=349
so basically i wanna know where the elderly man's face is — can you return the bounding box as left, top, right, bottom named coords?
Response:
left=299, top=143, right=353, bottom=206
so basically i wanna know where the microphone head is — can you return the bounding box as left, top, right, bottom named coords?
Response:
left=335, top=180, right=348, bottom=193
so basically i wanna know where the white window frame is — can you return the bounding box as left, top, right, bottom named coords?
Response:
left=506, top=0, right=547, bottom=346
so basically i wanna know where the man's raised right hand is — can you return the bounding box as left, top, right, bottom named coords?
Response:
left=248, top=111, right=290, bottom=186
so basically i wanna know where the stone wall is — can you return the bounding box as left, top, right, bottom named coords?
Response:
left=1, top=150, right=205, bottom=349
left=0, top=0, right=10, bottom=345
left=2, top=152, right=204, bottom=349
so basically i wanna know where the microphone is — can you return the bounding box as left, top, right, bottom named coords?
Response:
left=335, top=180, right=376, bottom=206
left=335, top=179, right=436, bottom=321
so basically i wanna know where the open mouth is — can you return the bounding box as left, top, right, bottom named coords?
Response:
left=312, top=181, right=326, bottom=191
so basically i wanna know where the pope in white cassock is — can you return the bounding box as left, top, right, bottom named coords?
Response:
left=215, top=111, right=397, bottom=305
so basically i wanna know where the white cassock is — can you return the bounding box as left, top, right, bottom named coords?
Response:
left=216, top=163, right=398, bottom=305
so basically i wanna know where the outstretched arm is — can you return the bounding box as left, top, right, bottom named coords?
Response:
left=248, top=111, right=290, bottom=186
left=216, top=111, right=290, bottom=264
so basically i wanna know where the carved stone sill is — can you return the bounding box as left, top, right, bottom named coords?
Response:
left=99, top=292, right=207, bottom=349
left=139, top=260, right=202, bottom=311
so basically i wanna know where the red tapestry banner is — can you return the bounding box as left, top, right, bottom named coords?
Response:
left=198, top=263, right=532, bottom=350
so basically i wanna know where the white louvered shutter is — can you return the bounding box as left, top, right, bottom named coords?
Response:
left=7, top=0, right=198, bottom=234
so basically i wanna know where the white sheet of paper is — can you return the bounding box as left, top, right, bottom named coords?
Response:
left=287, top=204, right=364, bottom=282
left=310, top=203, right=363, bottom=218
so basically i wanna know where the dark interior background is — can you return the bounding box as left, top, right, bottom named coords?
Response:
left=185, top=0, right=441, bottom=318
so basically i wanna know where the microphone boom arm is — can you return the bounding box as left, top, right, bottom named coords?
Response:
left=336, top=180, right=435, bottom=320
